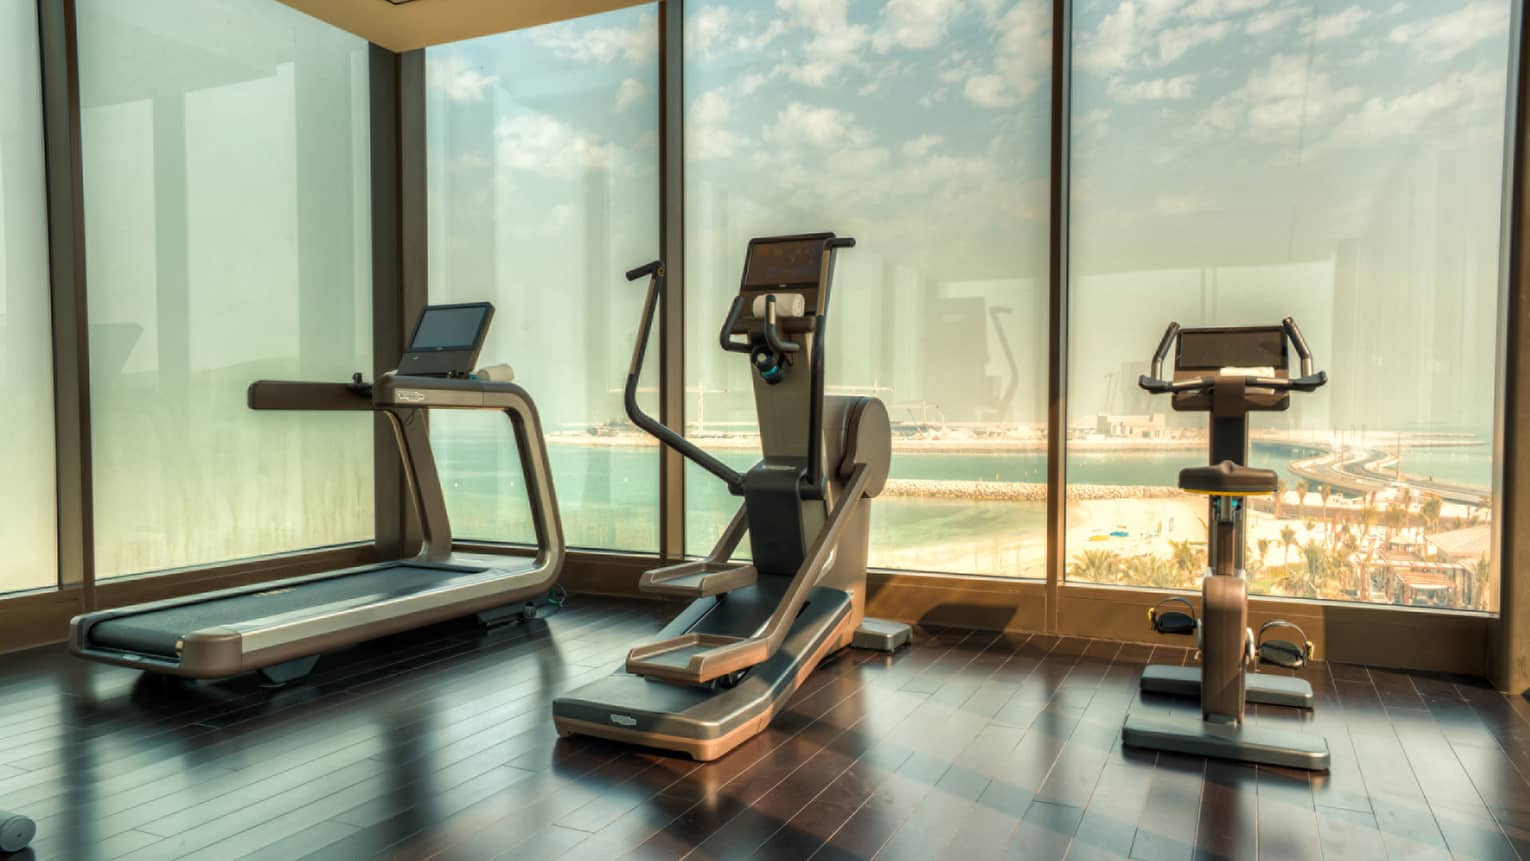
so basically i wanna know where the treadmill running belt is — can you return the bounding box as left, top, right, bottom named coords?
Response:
left=86, top=564, right=487, bottom=658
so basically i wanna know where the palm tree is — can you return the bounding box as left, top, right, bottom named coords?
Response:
left=1256, top=537, right=1272, bottom=567
left=1280, top=525, right=1297, bottom=568
left=1319, top=484, right=1333, bottom=546
left=1473, top=555, right=1492, bottom=611
left=1169, top=539, right=1203, bottom=581
left=1072, top=549, right=1122, bottom=584
left=1295, top=480, right=1309, bottom=520
left=1383, top=506, right=1406, bottom=546
left=1419, top=494, right=1443, bottom=540
left=1275, top=479, right=1287, bottom=518
left=1124, top=554, right=1181, bottom=590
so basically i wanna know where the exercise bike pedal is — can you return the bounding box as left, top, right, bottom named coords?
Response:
left=1257, top=620, right=1314, bottom=670
left=1149, top=596, right=1197, bottom=636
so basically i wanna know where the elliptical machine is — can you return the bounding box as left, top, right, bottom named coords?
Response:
left=1122, top=318, right=1331, bottom=770
left=552, top=234, right=911, bottom=761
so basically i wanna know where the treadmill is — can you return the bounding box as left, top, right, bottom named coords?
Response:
left=70, top=302, right=565, bottom=683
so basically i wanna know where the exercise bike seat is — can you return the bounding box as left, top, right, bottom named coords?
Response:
left=1179, top=460, right=1279, bottom=496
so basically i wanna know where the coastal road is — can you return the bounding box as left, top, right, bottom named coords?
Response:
left=1288, top=449, right=1489, bottom=507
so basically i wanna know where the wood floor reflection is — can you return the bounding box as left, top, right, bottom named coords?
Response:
left=0, top=597, right=1524, bottom=860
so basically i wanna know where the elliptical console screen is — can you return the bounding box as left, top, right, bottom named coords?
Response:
left=410, top=305, right=491, bottom=352
left=1176, top=326, right=1286, bottom=372
left=743, top=239, right=824, bottom=287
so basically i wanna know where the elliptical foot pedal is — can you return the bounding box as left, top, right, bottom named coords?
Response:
left=852, top=617, right=911, bottom=652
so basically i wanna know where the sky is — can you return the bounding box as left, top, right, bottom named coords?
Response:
left=427, top=0, right=1512, bottom=437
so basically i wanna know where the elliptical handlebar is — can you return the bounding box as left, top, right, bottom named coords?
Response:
left=625, top=260, right=663, bottom=282
left=625, top=262, right=745, bottom=492
left=827, top=236, right=857, bottom=249
left=1137, top=319, right=1328, bottom=397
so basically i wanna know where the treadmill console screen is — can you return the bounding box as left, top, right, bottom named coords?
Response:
left=410, top=305, right=491, bottom=352
left=742, top=239, right=824, bottom=288
left=399, top=302, right=495, bottom=377
left=1177, top=326, right=1286, bottom=372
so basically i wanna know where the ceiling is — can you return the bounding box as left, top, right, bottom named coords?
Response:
left=274, top=0, right=650, bottom=52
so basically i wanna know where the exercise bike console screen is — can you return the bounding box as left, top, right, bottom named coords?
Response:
left=400, top=302, right=495, bottom=377
left=1176, top=326, right=1286, bottom=373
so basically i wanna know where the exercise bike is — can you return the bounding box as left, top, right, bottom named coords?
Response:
left=1122, top=318, right=1331, bottom=770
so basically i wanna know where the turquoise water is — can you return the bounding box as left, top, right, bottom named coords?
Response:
left=1382, top=445, right=1493, bottom=488
left=430, top=420, right=1490, bottom=566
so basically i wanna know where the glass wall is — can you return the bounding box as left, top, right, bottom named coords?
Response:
left=1067, top=0, right=1510, bottom=610
left=682, top=0, right=1053, bottom=575
left=78, top=0, right=374, bottom=578
left=425, top=5, right=660, bottom=551
left=0, top=0, right=59, bottom=594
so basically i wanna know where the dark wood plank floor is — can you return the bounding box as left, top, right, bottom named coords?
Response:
left=1, top=597, right=1527, bottom=860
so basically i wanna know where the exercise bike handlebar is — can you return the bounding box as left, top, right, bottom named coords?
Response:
left=625, top=262, right=745, bottom=492
left=1137, top=318, right=1328, bottom=396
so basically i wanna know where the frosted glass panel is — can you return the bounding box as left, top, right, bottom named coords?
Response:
left=425, top=5, right=660, bottom=552
left=79, top=0, right=374, bottom=578
left=0, top=0, right=59, bottom=593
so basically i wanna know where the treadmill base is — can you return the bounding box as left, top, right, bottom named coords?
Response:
left=259, top=655, right=319, bottom=685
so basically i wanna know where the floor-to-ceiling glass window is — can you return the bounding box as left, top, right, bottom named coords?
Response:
left=79, top=0, right=374, bottom=578
left=1067, top=0, right=1511, bottom=610
left=683, top=0, right=1052, bottom=576
left=0, top=0, right=59, bottom=593
left=425, top=6, right=660, bottom=552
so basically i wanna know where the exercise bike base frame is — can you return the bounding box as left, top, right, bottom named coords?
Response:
left=1123, top=712, right=1330, bottom=771
left=852, top=617, right=912, bottom=652
left=1139, top=664, right=1315, bottom=709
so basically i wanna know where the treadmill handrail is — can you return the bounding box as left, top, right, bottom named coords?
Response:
left=626, top=263, right=745, bottom=492
left=249, top=380, right=372, bottom=411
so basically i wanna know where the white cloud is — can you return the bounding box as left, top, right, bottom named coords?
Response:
left=1155, top=20, right=1232, bottom=64
left=690, top=127, right=747, bottom=160
left=1389, top=2, right=1510, bottom=64
left=687, top=6, right=732, bottom=57
left=1331, top=70, right=1504, bottom=143
left=960, top=0, right=1049, bottom=108
left=1076, top=0, right=1233, bottom=71
left=965, top=74, right=1017, bottom=108
left=426, top=54, right=495, bottom=102
left=1107, top=74, right=1197, bottom=102
left=1314, top=7, right=1370, bottom=41
left=691, top=90, right=732, bottom=127
left=902, top=134, right=945, bottom=158
left=827, top=146, right=892, bottom=174
left=873, top=0, right=963, bottom=52
left=770, top=0, right=870, bottom=86
left=1198, top=53, right=1361, bottom=136
left=765, top=102, right=873, bottom=148
left=531, top=11, right=657, bottom=65
left=1181, top=0, right=1271, bottom=18
left=615, top=78, right=646, bottom=112
left=495, top=113, right=614, bottom=179
left=1245, top=7, right=1302, bottom=36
